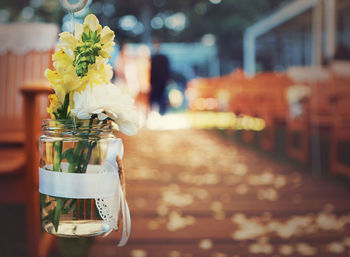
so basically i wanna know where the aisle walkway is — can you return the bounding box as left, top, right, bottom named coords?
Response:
left=88, top=129, right=350, bottom=257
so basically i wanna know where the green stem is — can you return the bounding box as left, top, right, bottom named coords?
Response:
left=81, top=141, right=97, bottom=173
left=77, top=117, right=96, bottom=173
left=68, top=141, right=84, bottom=173
left=52, top=141, right=63, bottom=232
left=77, top=141, right=88, bottom=173
left=53, top=141, right=62, bottom=171
left=53, top=198, right=62, bottom=232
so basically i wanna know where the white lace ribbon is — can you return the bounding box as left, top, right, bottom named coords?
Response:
left=39, top=139, right=130, bottom=246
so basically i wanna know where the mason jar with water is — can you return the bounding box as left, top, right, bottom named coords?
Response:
left=39, top=119, right=125, bottom=237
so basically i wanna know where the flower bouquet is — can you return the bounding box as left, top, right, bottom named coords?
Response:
left=39, top=14, right=139, bottom=245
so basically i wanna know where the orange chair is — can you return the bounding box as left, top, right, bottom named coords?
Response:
left=285, top=98, right=310, bottom=163
left=254, top=73, right=291, bottom=151
left=285, top=78, right=333, bottom=164
left=329, top=72, right=350, bottom=177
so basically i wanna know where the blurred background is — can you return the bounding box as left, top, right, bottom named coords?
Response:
left=1, top=0, right=350, bottom=257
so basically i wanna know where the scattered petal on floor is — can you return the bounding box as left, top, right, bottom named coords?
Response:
left=278, top=244, right=294, bottom=255
left=179, top=172, right=220, bottom=185
left=147, top=220, right=160, bottom=230
left=248, top=238, right=274, bottom=254
left=211, top=252, right=228, bottom=257
left=130, top=249, right=147, bottom=257
left=190, top=188, right=209, bottom=200
left=198, top=239, right=213, bottom=250
left=168, top=250, right=181, bottom=257
left=295, top=243, right=317, bottom=256
left=210, top=201, right=223, bottom=212
left=157, top=204, right=169, bottom=216
left=316, top=213, right=341, bottom=230
left=235, top=184, right=249, bottom=195
left=160, top=185, right=194, bottom=207
left=326, top=241, right=345, bottom=254
left=166, top=211, right=196, bottom=231
left=231, top=163, right=248, bottom=176
left=231, top=211, right=350, bottom=241
left=257, top=188, right=278, bottom=201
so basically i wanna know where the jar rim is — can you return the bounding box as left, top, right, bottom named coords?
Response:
left=42, top=118, right=113, bottom=135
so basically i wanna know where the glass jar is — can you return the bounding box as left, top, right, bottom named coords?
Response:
left=39, top=119, right=117, bottom=237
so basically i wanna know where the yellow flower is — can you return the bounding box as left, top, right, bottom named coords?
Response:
left=52, top=50, right=74, bottom=73
left=84, top=14, right=102, bottom=33
left=79, top=59, right=113, bottom=90
left=45, top=62, right=82, bottom=101
left=45, top=13, right=117, bottom=119
left=74, top=22, right=84, bottom=40
left=47, top=94, right=60, bottom=119
left=58, top=32, right=78, bottom=57
left=100, top=26, right=115, bottom=54
left=45, top=69, right=65, bottom=102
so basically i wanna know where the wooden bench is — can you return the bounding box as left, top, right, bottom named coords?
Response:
left=0, top=23, right=58, bottom=257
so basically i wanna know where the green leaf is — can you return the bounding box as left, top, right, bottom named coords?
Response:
left=62, top=148, right=74, bottom=162
left=82, top=32, right=88, bottom=42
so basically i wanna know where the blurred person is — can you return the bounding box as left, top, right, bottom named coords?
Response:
left=150, top=39, right=170, bottom=115
left=334, top=44, right=350, bottom=60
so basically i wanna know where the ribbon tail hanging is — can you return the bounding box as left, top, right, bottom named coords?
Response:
left=117, top=188, right=131, bottom=247
left=95, top=138, right=131, bottom=246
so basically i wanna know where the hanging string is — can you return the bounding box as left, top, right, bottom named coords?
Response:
left=59, top=0, right=88, bottom=13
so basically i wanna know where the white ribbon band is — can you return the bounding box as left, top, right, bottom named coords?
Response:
left=38, top=139, right=130, bottom=246
left=39, top=168, right=118, bottom=199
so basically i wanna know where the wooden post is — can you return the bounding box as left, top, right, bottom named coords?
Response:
left=324, top=0, right=336, bottom=62
left=21, top=83, right=54, bottom=257
left=312, top=0, right=323, bottom=66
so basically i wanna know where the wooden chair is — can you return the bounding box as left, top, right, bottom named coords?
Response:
left=253, top=73, right=291, bottom=151
left=285, top=99, right=310, bottom=163
left=329, top=69, right=350, bottom=177
left=284, top=67, right=333, bottom=164
left=286, top=83, right=334, bottom=164
left=0, top=23, right=58, bottom=257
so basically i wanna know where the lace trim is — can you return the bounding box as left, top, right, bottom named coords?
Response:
left=94, top=139, right=130, bottom=246
left=95, top=162, right=120, bottom=230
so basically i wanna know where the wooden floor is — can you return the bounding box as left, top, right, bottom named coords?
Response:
left=56, top=129, right=350, bottom=257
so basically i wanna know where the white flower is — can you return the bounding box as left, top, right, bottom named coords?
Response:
left=71, top=83, right=140, bottom=136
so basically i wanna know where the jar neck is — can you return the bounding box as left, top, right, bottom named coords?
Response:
left=42, top=119, right=113, bottom=137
